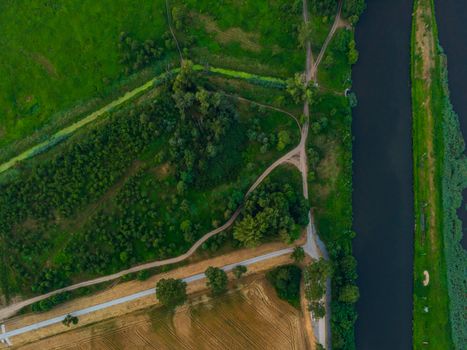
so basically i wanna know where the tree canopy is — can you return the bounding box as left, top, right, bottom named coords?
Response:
left=266, top=264, right=302, bottom=306
left=156, top=278, right=187, bottom=308
left=205, top=266, right=228, bottom=296
left=234, top=177, right=309, bottom=247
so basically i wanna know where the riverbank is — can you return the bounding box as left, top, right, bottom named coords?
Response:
left=411, top=0, right=466, bottom=348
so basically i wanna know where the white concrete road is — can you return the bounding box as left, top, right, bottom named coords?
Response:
left=0, top=247, right=293, bottom=344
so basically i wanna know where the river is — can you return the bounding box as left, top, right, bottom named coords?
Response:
left=352, top=1, right=414, bottom=349
left=435, top=0, right=467, bottom=249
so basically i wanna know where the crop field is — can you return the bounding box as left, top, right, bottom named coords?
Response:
left=18, top=277, right=308, bottom=350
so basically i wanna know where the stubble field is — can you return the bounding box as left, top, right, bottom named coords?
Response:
left=16, top=277, right=308, bottom=350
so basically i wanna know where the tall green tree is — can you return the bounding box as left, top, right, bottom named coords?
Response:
left=205, top=266, right=228, bottom=296
left=156, top=278, right=187, bottom=308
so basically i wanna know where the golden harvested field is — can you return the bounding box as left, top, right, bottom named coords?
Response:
left=16, top=277, right=308, bottom=350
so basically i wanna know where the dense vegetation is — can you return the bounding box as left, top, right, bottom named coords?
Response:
left=0, top=62, right=300, bottom=299
left=234, top=169, right=309, bottom=247
left=306, top=2, right=365, bottom=348
left=438, top=58, right=467, bottom=349
left=205, top=266, right=228, bottom=296
left=304, top=258, right=332, bottom=319
left=156, top=278, right=187, bottom=308
left=310, top=0, right=337, bottom=17
left=266, top=264, right=302, bottom=307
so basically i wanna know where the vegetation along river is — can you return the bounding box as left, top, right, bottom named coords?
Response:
left=352, top=1, right=414, bottom=349
left=435, top=0, right=467, bottom=249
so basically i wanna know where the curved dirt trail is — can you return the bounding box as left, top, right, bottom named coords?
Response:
left=311, top=0, right=343, bottom=80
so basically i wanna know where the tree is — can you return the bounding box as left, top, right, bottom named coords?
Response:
left=233, top=215, right=264, bottom=247
left=342, top=0, right=366, bottom=24
left=277, top=130, right=290, bottom=151
left=205, top=266, right=228, bottom=295
left=303, top=258, right=332, bottom=316
left=348, top=40, right=359, bottom=64
left=233, top=265, right=247, bottom=279
left=338, top=285, right=360, bottom=303
left=310, top=0, right=337, bottom=16
left=156, top=278, right=187, bottom=308
left=266, top=265, right=302, bottom=304
left=339, top=255, right=357, bottom=281
left=309, top=301, right=326, bottom=319
left=316, top=342, right=326, bottom=350
left=291, top=246, right=305, bottom=263
left=286, top=73, right=307, bottom=104
left=62, top=314, right=79, bottom=327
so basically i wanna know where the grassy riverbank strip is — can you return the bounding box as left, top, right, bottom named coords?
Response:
left=0, top=65, right=285, bottom=175
left=412, top=0, right=466, bottom=348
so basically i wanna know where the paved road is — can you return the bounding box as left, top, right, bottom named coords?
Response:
left=0, top=248, right=293, bottom=343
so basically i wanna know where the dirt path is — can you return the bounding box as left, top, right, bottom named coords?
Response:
left=165, top=0, right=183, bottom=62
left=311, top=0, right=344, bottom=80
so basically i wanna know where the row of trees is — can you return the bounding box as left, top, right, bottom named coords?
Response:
left=155, top=265, right=247, bottom=308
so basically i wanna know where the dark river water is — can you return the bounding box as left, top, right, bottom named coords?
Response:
left=352, top=1, right=414, bottom=349
left=435, top=0, right=467, bottom=249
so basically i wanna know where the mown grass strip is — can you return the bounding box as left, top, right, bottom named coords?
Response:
left=411, top=0, right=466, bottom=348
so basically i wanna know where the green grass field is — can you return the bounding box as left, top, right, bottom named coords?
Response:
left=411, top=0, right=455, bottom=348
left=0, top=0, right=174, bottom=150
left=172, top=0, right=304, bottom=77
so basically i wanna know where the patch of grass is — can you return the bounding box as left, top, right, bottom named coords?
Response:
left=317, top=28, right=353, bottom=92
left=173, top=0, right=304, bottom=76
left=0, top=0, right=175, bottom=150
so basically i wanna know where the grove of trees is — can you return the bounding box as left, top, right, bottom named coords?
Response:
left=233, top=176, right=309, bottom=247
